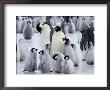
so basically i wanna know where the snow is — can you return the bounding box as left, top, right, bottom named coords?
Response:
left=16, top=31, right=94, bottom=74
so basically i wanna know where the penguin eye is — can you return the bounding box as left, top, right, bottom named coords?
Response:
left=36, top=49, right=38, bottom=51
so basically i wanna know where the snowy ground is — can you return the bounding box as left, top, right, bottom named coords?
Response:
left=16, top=31, right=94, bottom=74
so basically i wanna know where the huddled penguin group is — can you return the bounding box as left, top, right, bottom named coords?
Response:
left=16, top=16, right=94, bottom=74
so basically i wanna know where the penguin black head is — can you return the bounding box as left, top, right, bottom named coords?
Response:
left=64, top=55, right=69, bottom=60
left=52, top=54, right=58, bottom=60
left=31, top=48, right=38, bottom=52
left=71, top=44, right=75, bottom=48
left=22, top=18, right=24, bottom=20
left=54, top=26, right=62, bottom=32
left=83, top=18, right=85, bottom=20
left=39, top=50, right=44, bottom=55
left=77, top=16, right=79, bottom=18
left=45, top=44, right=49, bottom=49
left=36, top=23, right=42, bottom=33
left=27, top=21, right=31, bottom=25
left=62, top=38, right=70, bottom=45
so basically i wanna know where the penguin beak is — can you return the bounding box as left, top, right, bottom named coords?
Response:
left=36, top=49, right=38, bottom=51
left=62, top=38, right=65, bottom=41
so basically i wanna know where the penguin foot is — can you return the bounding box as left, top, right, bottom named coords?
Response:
left=74, top=64, right=78, bottom=67
left=25, top=37, right=31, bottom=40
left=82, top=59, right=86, bottom=61
left=87, top=62, right=94, bottom=65
left=55, top=71, right=61, bottom=73
left=50, top=71, right=53, bottom=72
left=23, top=70, right=26, bottom=72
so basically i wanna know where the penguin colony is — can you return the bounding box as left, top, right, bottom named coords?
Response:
left=16, top=16, right=94, bottom=74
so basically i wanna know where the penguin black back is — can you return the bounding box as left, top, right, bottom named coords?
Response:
left=52, top=53, right=59, bottom=60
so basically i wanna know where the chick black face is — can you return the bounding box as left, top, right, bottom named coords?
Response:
left=36, top=23, right=42, bottom=33
left=39, top=50, right=44, bottom=55
left=31, top=48, right=38, bottom=52
left=45, top=44, right=49, bottom=49
left=64, top=55, right=69, bottom=60
left=54, top=26, right=62, bottom=32
left=27, top=21, right=31, bottom=25
left=52, top=54, right=58, bottom=60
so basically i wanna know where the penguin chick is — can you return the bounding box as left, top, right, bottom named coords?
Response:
left=52, top=52, right=65, bottom=73
left=23, top=21, right=33, bottom=40
left=23, top=48, right=38, bottom=72
left=62, top=55, right=74, bottom=74
left=38, top=50, right=53, bottom=73
left=62, top=38, right=76, bottom=67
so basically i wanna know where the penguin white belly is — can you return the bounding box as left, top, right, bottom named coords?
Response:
left=51, top=31, right=65, bottom=54
left=54, top=59, right=62, bottom=73
left=86, top=46, right=94, bottom=65
left=62, top=60, right=74, bottom=74
left=64, top=46, right=75, bottom=65
left=40, top=28, right=50, bottom=49
left=24, top=53, right=37, bottom=72
left=50, top=18, right=55, bottom=26
left=73, top=44, right=82, bottom=66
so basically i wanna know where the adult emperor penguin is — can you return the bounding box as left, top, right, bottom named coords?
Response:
left=38, top=50, right=53, bottom=73
left=62, top=55, right=74, bottom=74
left=16, top=19, right=20, bottom=33
left=23, top=21, right=33, bottom=40
left=23, top=48, right=38, bottom=72
left=19, top=18, right=26, bottom=33
left=36, top=22, right=51, bottom=50
left=51, top=26, right=65, bottom=55
left=16, top=44, right=20, bottom=62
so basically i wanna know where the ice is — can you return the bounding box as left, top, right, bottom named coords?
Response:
left=16, top=31, right=94, bottom=74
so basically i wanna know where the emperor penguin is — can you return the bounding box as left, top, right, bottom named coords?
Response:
left=85, top=42, right=94, bottom=65
left=19, top=18, right=26, bottom=33
left=62, top=55, right=74, bottom=74
left=51, top=26, right=65, bottom=55
left=18, top=39, right=28, bottom=61
left=23, top=21, right=33, bottom=40
left=82, top=18, right=90, bottom=31
left=71, top=44, right=81, bottom=67
left=69, top=20, right=76, bottom=33
left=52, top=52, right=65, bottom=73
left=16, top=44, right=20, bottom=62
left=75, top=16, right=83, bottom=31
left=38, top=50, right=53, bottom=73
left=23, top=48, right=38, bottom=72
left=63, top=37, right=78, bottom=67
left=36, top=22, right=51, bottom=50
left=16, top=19, right=20, bottom=33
